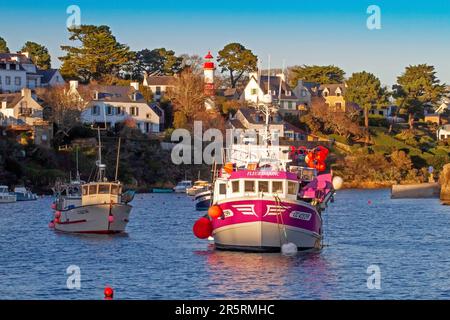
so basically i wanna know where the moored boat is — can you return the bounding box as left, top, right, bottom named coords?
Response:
left=14, top=186, right=38, bottom=201
left=0, top=185, right=16, bottom=203
left=173, top=180, right=192, bottom=193
left=50, top=135, right=134, bottom=234
left=194, top=190, right=212, bottom=211
left=186, top=180, right=210, bottom=196
left=192, top=97, right=339, bottom=252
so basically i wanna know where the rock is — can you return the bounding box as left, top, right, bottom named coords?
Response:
left=391, top=183, right=440, bottom=199
left=440, top=164, right=450, bottom=204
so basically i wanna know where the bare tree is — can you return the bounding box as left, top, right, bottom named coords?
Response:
left=36, top=85, right=90, bottom=145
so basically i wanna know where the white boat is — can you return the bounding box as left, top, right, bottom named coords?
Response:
left=0, top=185, right=16, bottom=203
left=14, top=187, right=38, bottom=201
left=173, top=180, right=192, bottom=193
left=51, top=135, right=134, bottom=234
left=186, top=180, right=210, bottom=196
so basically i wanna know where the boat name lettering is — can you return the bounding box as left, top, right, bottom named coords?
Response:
left=289, top=211, right=312, bottom=221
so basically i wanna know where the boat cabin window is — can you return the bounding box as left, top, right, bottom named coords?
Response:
left=111, top=184, right=120, bottom=195
left=272, top=181, right=283, bottom=194
left=258, top=181, right=269, bottom=193
left=244, top=180, right=255, bottom=192
left=82, top=186, right=88, bottom=196
left=89, top=185, right=97, bottom=195
left=99, top=184, right=110, bottom=194
left=288, top=181, right=297, bottom=195
left=232, top=181, right=240, bottom=193
left=219, top=183, right=227, bottom=195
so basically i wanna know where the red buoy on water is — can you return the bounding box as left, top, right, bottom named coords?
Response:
left=193, top=217, right=213, bottom=239
left=104, top=287, right=114, bottom=299
left=208, top=205, right=223, bottom=219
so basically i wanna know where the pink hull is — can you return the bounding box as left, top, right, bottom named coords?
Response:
left=213, top=199, right=322, bottom=233
left=212, top=199, right=323, bottom=251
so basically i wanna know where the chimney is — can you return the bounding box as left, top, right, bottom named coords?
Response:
left=130, top=82, right=139, bottom=91
left=21, top=88, right=31, bottom=99
left=94, top=90, right=99, bottom=100
left=69, top=80, right=79, bottom=91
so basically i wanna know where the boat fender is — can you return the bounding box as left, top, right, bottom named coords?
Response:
left=104, top=287, right=114, bottom=300
left=193, top=217, right=213, bottom=239
left=208, top=205, right=223, bottom=219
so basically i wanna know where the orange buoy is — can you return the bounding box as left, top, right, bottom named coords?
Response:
left=224, top=162, right=234, bottom=174
left=193, top=217, right=213, bottom=239
left=208, top=205, right=223, bottom=219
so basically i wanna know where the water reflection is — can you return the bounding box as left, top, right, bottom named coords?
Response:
left=199, top=249, right=337, bottom=299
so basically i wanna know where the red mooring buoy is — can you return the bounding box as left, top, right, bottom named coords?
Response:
left=104, top=286, right=114, bottom=299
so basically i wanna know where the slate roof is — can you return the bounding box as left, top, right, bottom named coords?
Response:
left=37, top=69, right=58, bottom=84
left=0, top=93, right=22, bottom=108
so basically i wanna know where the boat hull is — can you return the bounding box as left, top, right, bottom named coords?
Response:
left=16, top=193, right=38, bottom=201
left=212, top=199, right=322, bottom=252
left=54, top=203, right=132, bottom=234
left=0, top=194, right=17, bottom=203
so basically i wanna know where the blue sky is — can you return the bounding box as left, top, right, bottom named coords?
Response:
left=1, top=0, right=449, bottom=85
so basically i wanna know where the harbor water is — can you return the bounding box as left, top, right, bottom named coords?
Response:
left=1, top=189, right=450, bottom=299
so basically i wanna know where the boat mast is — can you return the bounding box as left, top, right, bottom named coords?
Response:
left=96, top=127, right=106, bottom=182
left=115, top=137, right=121, bottom=182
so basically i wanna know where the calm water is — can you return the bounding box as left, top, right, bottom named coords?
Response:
left=1, top=189, right=450, bottom=300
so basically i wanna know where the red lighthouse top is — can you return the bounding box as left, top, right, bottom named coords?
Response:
left=204, top=51, right=214, bottom=60
left=203, top=51, right=215, bottom=70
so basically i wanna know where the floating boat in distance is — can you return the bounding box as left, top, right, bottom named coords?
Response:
left=173, top=180, right=192, bottom=193
left=50, top=135, right=135, bottom=234
left=151, top=188, right=174, bottom=193
left=0, top=185, right=16, bottom=203
left=194, top=190, right=212, bottom=211
left=186, top=180, right=210, bottom=196
left=14, top=186, right=38, bottom=201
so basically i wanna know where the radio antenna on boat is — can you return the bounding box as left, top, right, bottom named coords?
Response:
left=115, top=137, right=121, bottom=182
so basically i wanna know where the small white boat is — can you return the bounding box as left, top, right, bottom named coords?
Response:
left=173, top=180, right=192, bottom=193
left=51, top=135, right=134, bottom=234
left=0, top=185, right=16, bottom=203
left=186, top=180, right=210, bottom=196
left=14, top=187, right=38, bottom=201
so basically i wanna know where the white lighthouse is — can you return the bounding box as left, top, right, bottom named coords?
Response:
left=203, top=51, right=215, bottom=110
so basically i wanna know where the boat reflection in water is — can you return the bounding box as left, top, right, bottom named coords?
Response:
left=198, top=249, right=337, bottom=299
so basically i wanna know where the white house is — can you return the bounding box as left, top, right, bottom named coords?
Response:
left=0, top=88, right=52, bottom=146
left=437, top=124, right=450, bottom=141
left=241, top=73, right=301, bottom=116
left=142, top=73, right=175, bottom=102
left=0, top=52, right=65, bottom=93
left=71, top=81, right=163, bottom=134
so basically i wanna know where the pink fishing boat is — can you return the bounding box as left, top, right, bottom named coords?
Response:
left=193, top=98, right=340, bottom=252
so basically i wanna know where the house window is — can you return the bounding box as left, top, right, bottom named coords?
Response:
left=335, top=102, right=342, bottom=110
left=106, top=106, right=113, bottom=116
left=5, top=76, right=11, bottom=85
left=145, top=122, right=150, bottom=133
left=15, top=77, right=21, bottom=86
left=155, top=86, right=161, bottom=95
left=146, top=113, right=151, bottom=119
left=251, top=88, right=257, bottom=95
left=336, top=93, right=341, bottom=97
left=130, top=107, right=139, bottom=116
left=323, top=91, right=328, bottom=97
left=92, top=105, right=100, bottom=115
